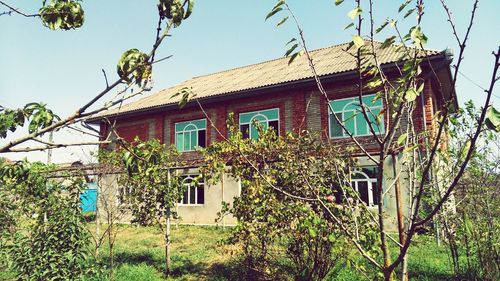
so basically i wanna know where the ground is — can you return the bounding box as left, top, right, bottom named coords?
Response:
left=100, top=224, right=452, bottom=280
left=0, top=224, right=454, bottom=280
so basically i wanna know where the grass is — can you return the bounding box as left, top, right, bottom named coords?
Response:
left=100, top=224, right=240, bottom=281
left=101, top=224, right=454, bottom=280
left=1, top=224, right=454, bottom=280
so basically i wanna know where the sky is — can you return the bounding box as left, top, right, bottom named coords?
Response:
left=1, top=0, right=499, bottom=163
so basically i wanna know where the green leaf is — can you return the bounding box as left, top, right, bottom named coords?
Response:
left=405, top=87, right=418, bottom=102
left=376, top=19, right=389, bottom=34
left=276, top=16, right=288, bottom=27
left=344, top=22, right=354, bottom=30
left=183, top=0, right=194, bottom=19
left=366, top=78, right=382, bottom=89
left=410, top=26, right=428, bottom=45
left=335, top=0, right=344, bottom=6
left=286, top=38, right=297, bottom=45
left=404, top=8, right=415, bottom=18
left=380, top=36, right=396, bottom=48
left=347, top=7, right=362, bottom=20
left=352, top=35, right=364, bottom=49
left=397, top=133, right=408, bottom=146
left=288, top=50, right=303, bottom=65
left=398, top=0, right=412, bottom=12
left=265, top=7, right=283, bottom=20
left=485, top=106, right=500, bottom=132
left=272, top=0, right=286, bottom=11
left=459, top=140, right=471, bottom=163
left=285, top=43, right=298, bottom=57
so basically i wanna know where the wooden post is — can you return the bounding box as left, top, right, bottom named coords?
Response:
left=392, top=153, right=408, bottom=281
left=221, top=174, right=225, bottom=228
left=165, top=169, right=172, bottom=276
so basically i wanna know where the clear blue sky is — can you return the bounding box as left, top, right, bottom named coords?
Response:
left=1, top=0, right=498, bottom=163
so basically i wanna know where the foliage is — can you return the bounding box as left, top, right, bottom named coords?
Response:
left=158, top=0, right=194, bottom=26
left=442, top=101, right=500, bottom=280
left=119, top=138, right=186, bottom=276
left=117, top=49, right=152, bottom=87
left=39, top=0, right=85, bottom=30
left=203, top=124, right=379, bottom=280
left=0, top=161, right=97, bottom=280
left=120, top=139, right=183, bottom=226
left=0, top=103, right=60, bottom=138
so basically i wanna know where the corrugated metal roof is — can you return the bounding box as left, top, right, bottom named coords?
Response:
left=92, top=41, right=442, bottom=119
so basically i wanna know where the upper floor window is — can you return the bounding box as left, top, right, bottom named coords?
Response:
left=175, top=119, right=206, bottom=152
left=329, top=94, right=384, bottom=138
left=239, top=108, right=279, bottom=139
left=351, top=166, right=379, bottom=207
left=179, top=176, right=204, bottom=205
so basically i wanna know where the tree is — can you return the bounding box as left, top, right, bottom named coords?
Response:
left=0, top=161, right=97, bottom=280
left=440, top=101, right=500, bottom=280
left=203, top=124, right=376, bottom=280
left=119, top=139, right=185, bottom=276
left=229, top=1, right=499, bottom=280
left=188, top=1, right=500, bottom=280
left=0, top=0, right=195, bottom=154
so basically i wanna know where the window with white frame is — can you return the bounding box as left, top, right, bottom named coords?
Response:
left=179, top=176, right=204, bottom=205
left=175, top=119, right=206, bottom=152
left=117, top=186, right=132, bottom=207
left=351, top=166, right=379, bottom=207
left=239, top=108, right=279, bottom=139
left=329, top=94, right=384, bottom=138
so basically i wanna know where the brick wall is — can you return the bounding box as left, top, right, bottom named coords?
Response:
left=100, top=77, right=441, bottom=154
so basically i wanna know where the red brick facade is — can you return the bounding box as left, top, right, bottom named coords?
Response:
left=100, top=77, right=444, bottom=151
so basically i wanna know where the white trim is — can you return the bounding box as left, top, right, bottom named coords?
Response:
left=178, top=175, right=205, bottom=206
left=351, top=169, right=377, bottom=207
left=174, top=118, right=206, bottom=152
left=239, top=108, right=280, bottom=138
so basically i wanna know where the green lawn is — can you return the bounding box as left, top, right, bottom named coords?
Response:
left=98, top=225, right=453, bottom=281
left=1, top=224, right=454, bottom=280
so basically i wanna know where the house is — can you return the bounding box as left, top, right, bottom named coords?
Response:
left=88, top=41, right=455, bottom=227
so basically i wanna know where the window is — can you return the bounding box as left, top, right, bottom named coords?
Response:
left=329, top=94, right=384, bottom=138
left=351, top=166, right=379, bottom=207
left=117, top=186, right=132, bottom=207
left=179, top=176, right=204, bottom=205
left=175, top=119, right=207, bottom=152
left=239, top=108, right=279, bottom=139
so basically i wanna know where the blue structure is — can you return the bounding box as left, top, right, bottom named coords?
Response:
left=80, top=183, right=98, bottom=212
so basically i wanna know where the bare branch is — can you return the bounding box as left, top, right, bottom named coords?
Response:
left=8, top=140, right=111, bottom=153
left=0, top=1, right=39, bottom=18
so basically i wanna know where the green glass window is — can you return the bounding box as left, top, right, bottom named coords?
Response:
left=329, top=94, right=384, bottom=138
left=239, top=108, right=279, bottom=140
left=175, top=119, right=207, bottom=152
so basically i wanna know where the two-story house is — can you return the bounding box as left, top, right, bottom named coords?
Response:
left=88, top=41, right=455, bottom=227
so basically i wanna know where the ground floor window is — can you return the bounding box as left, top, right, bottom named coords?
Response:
left=351, top=166, right=379, bottom=207
left=179, top=176, right=205, bottom=205
left=117, top=186, right=132, bottom=207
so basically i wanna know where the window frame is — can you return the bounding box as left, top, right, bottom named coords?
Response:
left=350, top=167, right=378, bottom=207
left=178, top=175, right=205, bottom=206
left=174, top=118, right=207, bottom=152
left=116, top=186, right=133, bottom=208
left=328, top=94, right=384, bottom=139
left=239, top=108, right=280, bottom=140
